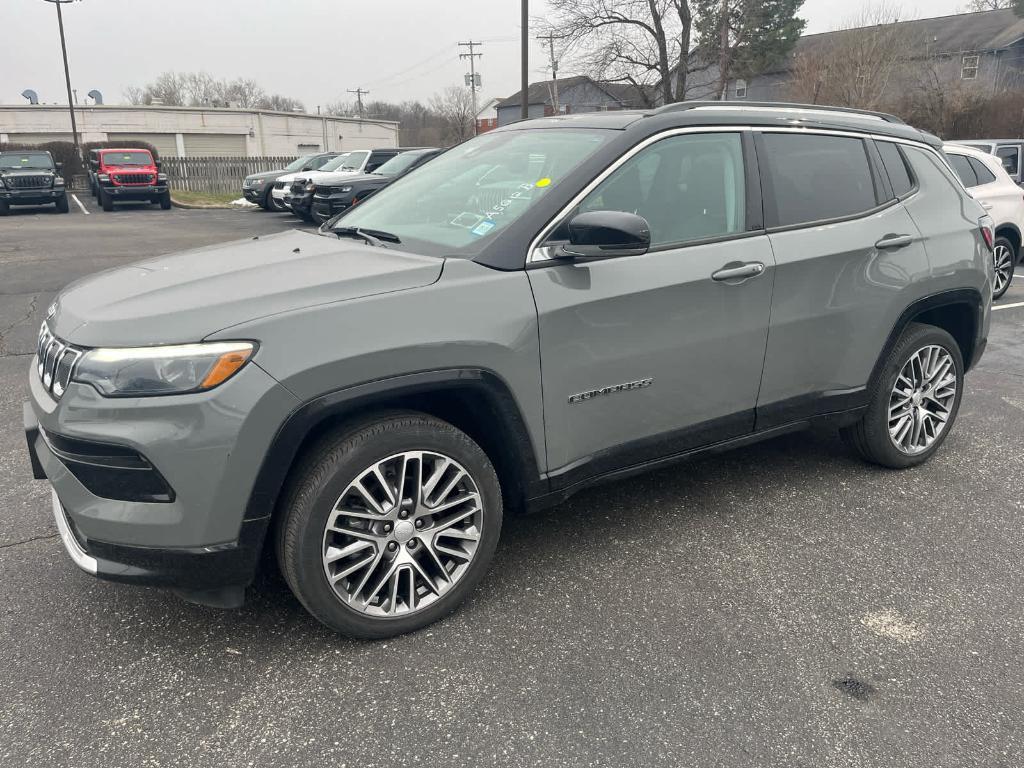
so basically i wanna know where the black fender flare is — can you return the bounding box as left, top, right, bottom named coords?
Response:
left=243, top=368, right=545, bottom=523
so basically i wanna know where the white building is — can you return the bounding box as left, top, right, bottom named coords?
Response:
left=0, top=104, right=399, bottom=157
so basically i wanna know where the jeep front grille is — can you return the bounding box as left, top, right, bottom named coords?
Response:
left=8, top=175, right=51, bottom=189
left=113, top=173, right=154, bottom=185
left=37, top=324, right=83, bottom=399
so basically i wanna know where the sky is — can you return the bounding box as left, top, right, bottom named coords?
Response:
left=0, top=0, right=974, bottom=110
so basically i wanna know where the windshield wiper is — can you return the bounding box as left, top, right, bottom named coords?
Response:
left=333, top=226, right=401, bottom=247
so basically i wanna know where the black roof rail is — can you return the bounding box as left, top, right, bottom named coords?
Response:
left=653, top=100, right=905, bottom=124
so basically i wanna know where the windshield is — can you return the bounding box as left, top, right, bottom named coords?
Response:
left=338, top=151, right=370, bottom=171
left=374, top=151, right=433, bottom=176
left=103, top=151, right=152, bottom=166
left=334, top=130, right=612, bottom=255
left=0, top=152, right=53, bottom=170
left=284, top=154, right=317, bottom=172
left=319, top=153, right=354, bottom=172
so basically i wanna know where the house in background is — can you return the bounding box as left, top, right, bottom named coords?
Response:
left=662, top=8, right=1024, bottom=105
left=475, top=98, right=501, bottom=134
left=495, top=76, right=647, bottom=127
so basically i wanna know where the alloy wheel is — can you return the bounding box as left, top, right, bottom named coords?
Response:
left=887, top=345, right=957, bottom=455
left=993, top=243, right=1014, bottom=297
left=321, top=451, right=484, bottom=617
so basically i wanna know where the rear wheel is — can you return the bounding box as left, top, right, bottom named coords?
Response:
left=842, top=322, right=963, bottom=469
left=55, top=194, right=69, bottom=213
left=277, top=412, right=502, bottom=639
left=992, top=236, right=1014, bottom=300
left=99, top=188, right=114, bottom=212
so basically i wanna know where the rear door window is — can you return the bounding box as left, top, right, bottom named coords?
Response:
left=760, top=133, right=879, bottom=227
left=968, top=157, right=997, bottom=185
left=996, top=145, right=1020, bottom=177
left=946, top=153, right=979, bottom=187
left=876, top=141, right=915, bottom=198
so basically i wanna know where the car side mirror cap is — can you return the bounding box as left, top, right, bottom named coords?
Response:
left=559, top=210, right=651, bottom=259
left=55, top=162, right=63, bottom=172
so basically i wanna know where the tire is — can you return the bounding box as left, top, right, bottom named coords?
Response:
left=55, top=194, right=69, bottom=213
left=99, top=188, right=114, bottom=212
left=268, top=189, right=287, bottom=212
left=277, top=412, right=502, bottom=639
left=261, top=187, right=275, bottom=210
left=0, top=200, right=8, bottom=216
left=842, top=322, right=964, bottom=469
left=992, top=236, right=1015, bottom=300
left=159, top=190, right=172, bottom=210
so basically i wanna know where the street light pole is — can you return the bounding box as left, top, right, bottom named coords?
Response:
left=521, top=0, right=529, bottom=120
left=44, top=0, right=80, bottom=157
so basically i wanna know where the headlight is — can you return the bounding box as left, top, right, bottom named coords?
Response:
left=54, top=177, right=65, bottom=186
left=157, top=173, right=167, bottom=182
left=98, top=174, right=109, bottom=182
left=73, top=341, right=255, bottom=397
left=305, top=182, right=315, bottom=192
left=250, top=178, right=264, bottom=186
left=0, top=178, right=6, bottom=189
left=339, top=186, right=353, bottom=193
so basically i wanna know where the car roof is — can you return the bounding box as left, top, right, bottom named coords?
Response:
left=99, top=147, right=153, bottom=154
left=492, top=101, right=942, bottom=148
left=0, top=149, right=50, bottom=155
left=944, top=142, right=991, bottom=157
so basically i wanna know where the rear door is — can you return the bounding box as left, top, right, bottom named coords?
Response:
left=754, top=131, right=932, bottom=426
left=528, top=129, right=774, bottom=486
left=995, top=144, right=1022, bottom=184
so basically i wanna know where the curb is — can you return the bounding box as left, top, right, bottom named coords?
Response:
left=170, top=199, right=235, bottom=210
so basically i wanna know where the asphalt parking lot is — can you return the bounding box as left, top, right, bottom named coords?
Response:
left=1, top=199, right=1023, bottom=768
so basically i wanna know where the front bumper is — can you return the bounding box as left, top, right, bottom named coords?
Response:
left=100, top=184, right=168, bottom=200
left=290, top=191, right=314, bottom=215
left=243, top=185, right=266, bottom=203
left=1, top=188, right=65, bottom=205
left=25, top=359, right=300, bottom=596
left=312, top=195, right=353, bottom=219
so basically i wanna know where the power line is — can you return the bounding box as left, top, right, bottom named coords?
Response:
left=458, top=41, right=483, bottom=134
left=347, top=87, right=369, bottom=117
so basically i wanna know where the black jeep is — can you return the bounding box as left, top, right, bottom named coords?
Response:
left=0, top=151, right=69, bottom=215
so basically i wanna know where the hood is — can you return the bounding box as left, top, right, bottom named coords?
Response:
left=246, top=169, right=289, bottom=182
left=51, top=230, right=444, bottom=347
left=1, top=167, right=55, bottom=176
left=312, top=171, right=383, bottom=186
left=276, top=172, right=301, bottom=183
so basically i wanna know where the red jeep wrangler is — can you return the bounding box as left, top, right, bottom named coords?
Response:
left=89, top=148, right=170, bottom=211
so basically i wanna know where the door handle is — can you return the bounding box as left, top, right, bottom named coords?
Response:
left=874, top=234, right=914, bottom=250
left=981, top=201, right=994, bottom=210
left=711, top=262, right=765, bottom=282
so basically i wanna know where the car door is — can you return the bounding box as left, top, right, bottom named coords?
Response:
left=995, top=144, right=1022, bottom=185
left=754, top=131, right=932, bottom=427
left=527, top=129, right=775, bottom=487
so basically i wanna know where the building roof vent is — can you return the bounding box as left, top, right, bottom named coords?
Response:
left=87, top=89, right=103, bottom=105
left=21, top=89, right=39, bottom=105
left=150, top=98, right=164, bottom=106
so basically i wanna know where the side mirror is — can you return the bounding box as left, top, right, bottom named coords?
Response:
left=55, top=162, right=63, bottom=172
left=155, top=160, right=162, bottom=169
left=560, top=210, right=651, bottom=259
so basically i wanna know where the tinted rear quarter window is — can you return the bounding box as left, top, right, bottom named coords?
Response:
left=968, top=157, right=997, bottom=185
left=877, top=141, right=915, bottom=198
left=996, top=145, right=1020, bottom=176
left=946, top=153, right=978, bottom=187
left=760, top=133, right=878, bottom=227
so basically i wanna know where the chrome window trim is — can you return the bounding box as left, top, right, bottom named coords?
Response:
left=527, top=125, right=752, bottom=263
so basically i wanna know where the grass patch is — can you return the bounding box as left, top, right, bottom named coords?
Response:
left=170, top=191, right=238, bottom=207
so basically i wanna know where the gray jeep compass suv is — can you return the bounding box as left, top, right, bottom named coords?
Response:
left=25, top=102, right=992, bottom=638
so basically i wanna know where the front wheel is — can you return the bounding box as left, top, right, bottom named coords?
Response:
left=277, top=413, right=502, bottom=639
left=992, top=236, right=1015, bottom=300
left=158, top=190, right=172, bottom=210
left=55, top=194, right=69, bottom=213
left=99, top=188, right=114, bottom=212
left=842, top=322, right=963, bottom=469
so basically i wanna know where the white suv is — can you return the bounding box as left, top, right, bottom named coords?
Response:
left=945, top=142, right=1023, bottom=299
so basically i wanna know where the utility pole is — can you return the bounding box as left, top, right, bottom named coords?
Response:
left=458, top=41, right=483, bottom=135
left=44, top=0, right=80, bottom=156
left=521, top=0, right=529, bottom=120
left=347, top=88, right=369, bottom=118
left=536, top=32, right=565, bottom=114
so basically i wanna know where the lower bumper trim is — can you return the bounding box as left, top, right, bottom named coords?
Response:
left=52, top=489, right=98, bottom=574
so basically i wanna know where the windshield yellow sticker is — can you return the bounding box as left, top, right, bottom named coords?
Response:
left=536, top=178, right=551, bottom=188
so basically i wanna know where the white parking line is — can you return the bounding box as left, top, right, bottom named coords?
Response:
left=993, top=301, right=1024, bottom=311
left=71, top=194, right=89, bottom=215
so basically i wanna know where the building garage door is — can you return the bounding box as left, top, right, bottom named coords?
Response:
left=4, top=133, right=74, bottom=145
left=110, top=133, right=179, bottom=158
left=183, top=133, right=246, bottom=157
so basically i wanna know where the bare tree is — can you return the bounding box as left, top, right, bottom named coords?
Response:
left=786, top=3, right=916, bottom=110
left=965, top=0, right=1012, bottom=10
left=430, top=86, right=476, bottom=144
left=543, top=0, right=694, bottom=105
left=122, top=71, right=302, bottom=110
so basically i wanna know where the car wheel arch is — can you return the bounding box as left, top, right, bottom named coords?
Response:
left=994, top=223, right=1021, bottom=261
left=244, top=368, right=545, bottom=533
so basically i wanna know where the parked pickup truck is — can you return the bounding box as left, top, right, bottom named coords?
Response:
left=0, top=150, right=69, bottom=214
left=309, top=148, right=441, bottom=224
left=90, top=148, right=170, bottom=212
